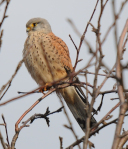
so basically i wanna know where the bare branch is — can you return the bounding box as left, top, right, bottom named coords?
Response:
left=0, top=131, right=7, bottom=149
left=102, top=0, right=128, bottom=44
left=57, top=92, right=81, bottom=149
left=118, top=135, right=128, bottom=149
left=15, top=88, right=56, bottom=132
left=2, top=115, right=10, bottom=147
left=59, top=136, right=63, bottom=149
left=112, top=19, right=128, bottom=149
left=11, top=106, right=63, bottom=149
left=73, top=0, right=99, bottom=71
left=0, top=0, right=10, bottom=28
left=0, top=59, right=24, bottom=100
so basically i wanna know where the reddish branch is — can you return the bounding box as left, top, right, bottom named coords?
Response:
left=0, top=131, right=7, bottom=149
left=0, top=0, right=10, bottom=28
left=10, top=106, right=63, bottom=149
left=73, top=0, right=99, bottom=72
left=15, top=88, right=56, bottom=132
left=2, top=115, right=10, bottom=147
left=84, top=1, right=109, bottom=148
left=102, top=0, right=128, bottom=44
left=112, top=19, right=128, bottom=149
left=0, top=1, right=128, bottom=149
left=0, top=59, right=24, bottom=101
left=67, top=102, right=122, bottom=149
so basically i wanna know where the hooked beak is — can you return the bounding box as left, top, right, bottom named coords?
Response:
left=26, top=27, right=31, bottom=32
left=26, top=24, right=34, bottom=32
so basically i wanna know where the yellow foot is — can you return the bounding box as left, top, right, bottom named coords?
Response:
left=39, top=83, right=52, bottom=93
left=44, top=83, right=50, bottom=91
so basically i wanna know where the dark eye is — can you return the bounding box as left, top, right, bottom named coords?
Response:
left=33, top=23, right=37, bottom=26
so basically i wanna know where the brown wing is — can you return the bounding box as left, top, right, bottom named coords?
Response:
left=48, top=33, right=73, bottom=74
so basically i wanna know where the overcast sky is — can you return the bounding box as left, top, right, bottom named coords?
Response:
left=0, top=0, right=128, bottom=149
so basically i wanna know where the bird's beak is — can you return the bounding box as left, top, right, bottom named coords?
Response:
left=26, top=27, right=31, bottom=32
left=26, top=24, right=34, bottom=32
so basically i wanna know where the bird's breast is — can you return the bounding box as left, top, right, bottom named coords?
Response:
left=23, top=32, right=67, bottom=86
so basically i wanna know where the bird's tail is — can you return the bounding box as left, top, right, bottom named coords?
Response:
left=58, top=86, right=97, bottom=132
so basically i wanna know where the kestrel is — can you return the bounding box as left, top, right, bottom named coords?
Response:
left=23, top=18, right=97, bottom=131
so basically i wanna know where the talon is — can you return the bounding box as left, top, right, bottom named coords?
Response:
left=38, top=89, right=44, bottom=94
left=44, top=83, right=49, bottom=91
left=39, top=83, right=52, bottom=93
left=38, top=89, right=45, bottom=95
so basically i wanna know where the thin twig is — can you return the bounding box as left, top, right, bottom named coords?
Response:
left=81, top=70, right=115, bottom=78
left=15, top=88, right=56, bottom=132
left=66, top=139, right=95, bottom=149
left=69, top=34, right=78, bottom=50
left=67, top=18, right=94, bottom=54
left=0, top=30, right=3, bottom=50
left=2, top=114, right=10, bottom=147
left=0, top=0, right=5, bottom=5
left=59, top=136, right=63, bottom=149
left=0, top=131, right=7, bottom=149
left=102, top=0, right=128, bottom=44
left=84, top=1, right=109, bottom=148
left=0, top=59, right=24, bottom=100
left=68, top=102, right=123, bottom=148
left=0, top=0, right=10, bottom=28
left=73, top=0, right=99, bottom=71
left=57, top=93, right=81, bottom=149
left=92, top=102, right=120, bottom=131
left=11, top=106, right=63, bottom=149
left=99, top=89, right=128, bottom=95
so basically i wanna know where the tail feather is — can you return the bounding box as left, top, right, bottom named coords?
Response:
left=59, top=86, right=97, bottom=132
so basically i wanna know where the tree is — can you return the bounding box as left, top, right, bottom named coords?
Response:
left=0, top=0, right=128, bottom=149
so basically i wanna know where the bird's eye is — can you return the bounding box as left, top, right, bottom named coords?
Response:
left=33, top=23, right=37, bottom=27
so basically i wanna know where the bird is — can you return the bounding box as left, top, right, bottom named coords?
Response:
left=23, top=18, right=97, bottom=132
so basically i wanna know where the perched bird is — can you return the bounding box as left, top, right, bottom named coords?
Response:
left=23, top=18, right=97, bottom=131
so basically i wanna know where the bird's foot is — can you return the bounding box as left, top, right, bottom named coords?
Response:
left=39, top=83, right=52, bottom=93
left=44, top=83, right=52, bottom=91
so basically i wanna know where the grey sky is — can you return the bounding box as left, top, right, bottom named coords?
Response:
left=0, top=0, right=128, bottom=149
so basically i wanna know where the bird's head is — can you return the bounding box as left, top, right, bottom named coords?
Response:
left=26, top=18, right=52, bottom=34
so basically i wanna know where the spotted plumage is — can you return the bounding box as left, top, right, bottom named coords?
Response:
left=23, top=18, right=97, bottom=131
left=23, top=31, right=72, bottom=85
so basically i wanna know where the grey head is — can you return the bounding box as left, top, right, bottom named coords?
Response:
left=26, top=18, right=52, bottom=34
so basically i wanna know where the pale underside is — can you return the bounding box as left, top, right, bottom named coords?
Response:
left=23, top=31, right=73, bottom=86
left=23, top=29, right=97, bottom=131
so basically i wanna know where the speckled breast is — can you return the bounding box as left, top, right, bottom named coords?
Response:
left=23, top=31, right=68, bottom=86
